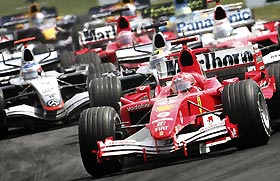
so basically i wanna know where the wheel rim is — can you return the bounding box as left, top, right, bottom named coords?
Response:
left=257, top=92, right=270, bottom=136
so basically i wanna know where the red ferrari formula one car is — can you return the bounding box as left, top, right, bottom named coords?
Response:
left=75, top=7, right=152, bottom=65
left=78, top=37, right=272, bottom=177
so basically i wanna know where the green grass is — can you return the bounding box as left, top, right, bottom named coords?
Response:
left=252, top=4, right=280, bottom=21
left=0, top=0, right=279, bottom=21
left=0, top=0, right=98, bottom=16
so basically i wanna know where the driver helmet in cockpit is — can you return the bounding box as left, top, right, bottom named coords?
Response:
left=212, top=6, right=233, bottom=39
left=21, top=48, right=43, bottom=80
left=116, top=30, right=135, bottom=47
left=171, top=73, right=196, bottom=93
left=31, top=12, right=45, bottom=27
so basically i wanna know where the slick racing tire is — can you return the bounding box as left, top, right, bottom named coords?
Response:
left=79, top=107, right=123, bottom=177
left=32, top=43, right=49, bottom=55
left=266, top=64, right=280, bottom=119
left=0, top=89, right=7, bottom=137
left=222, top=79, right=271, bottom=149
left=88, top=62, right=116, bottom=80
left=59, top=50, right=75, bottom=69
left=75, top=52, right=101, bottom=65
left=88, top=76, right=122, bottom=110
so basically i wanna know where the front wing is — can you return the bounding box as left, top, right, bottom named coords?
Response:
left=5, top=91, right=89, bottom=121
left=96, top=118, right=237, bottom=161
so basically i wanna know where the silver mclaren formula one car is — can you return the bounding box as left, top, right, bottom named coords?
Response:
left=0, top=43, right=90, bottom=136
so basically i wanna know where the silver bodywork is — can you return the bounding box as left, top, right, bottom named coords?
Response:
left=2, top=51, right=89, bottom=121
left=0, top=45, right=58, bottom=75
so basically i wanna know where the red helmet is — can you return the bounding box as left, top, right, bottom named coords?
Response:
left=171, top=72, right=196, bottom=93
left=116, top=30, right=135, bottom=47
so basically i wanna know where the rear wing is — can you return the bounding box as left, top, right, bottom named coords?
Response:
left=117, top=42, right=256, bottom=73
left=79, top=17, right=153, bottom=47
left=196, top=45, right=255, bottom=72
left=177, top=4, right=255, bottom=36
left=79, top=24, right=116, bottom=47
left=0, top=13, right=29, bottom=27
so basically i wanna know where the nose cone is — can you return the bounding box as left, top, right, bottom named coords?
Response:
left=149, top=99, right=180, bottom=140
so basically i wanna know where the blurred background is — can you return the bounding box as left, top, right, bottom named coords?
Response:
left=0, top=0, right=279, bottom=20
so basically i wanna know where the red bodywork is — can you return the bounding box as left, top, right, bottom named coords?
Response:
left=204, top=4, right=279, bottom=49
left=76, top=15, right=152, bottom=64
left=95, top=37, right=275, bottom=163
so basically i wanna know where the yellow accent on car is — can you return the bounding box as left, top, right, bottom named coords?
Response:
left=156, top=104, right=174, bottom=112
left=42, top=27, right=57, bottom=40
left=197, top=96, right=203, bottom=114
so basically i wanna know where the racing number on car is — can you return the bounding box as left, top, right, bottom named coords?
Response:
left=155, top=120, right=168, bottom=132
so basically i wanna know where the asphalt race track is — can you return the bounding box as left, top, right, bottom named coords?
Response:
left=1, top=122, right=280, bottom=181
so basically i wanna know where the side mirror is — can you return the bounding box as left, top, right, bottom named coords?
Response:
left=136, top=85, right=151, bottom=100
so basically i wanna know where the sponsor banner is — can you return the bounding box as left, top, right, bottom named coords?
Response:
left=196, top=45, right=254, bottom=71
left=84, top=25, right=116, bottom=42
left=80, top=17, right=152, bottom=45
left=177, top=8, right=253, bottom=36
left=127, top=103, right=151, bottom=112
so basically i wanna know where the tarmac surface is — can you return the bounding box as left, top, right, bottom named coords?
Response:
left=1, top=122, right=280, bottom=181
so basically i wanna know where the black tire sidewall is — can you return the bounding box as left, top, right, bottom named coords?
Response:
left=78, top=107, right=122, bottom=176
left=222, top=80, right=270, bottom=148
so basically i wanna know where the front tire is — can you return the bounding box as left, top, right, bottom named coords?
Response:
left=78, top=107, right=123, bottom=177
left=222, top=79, right=271, bottom=148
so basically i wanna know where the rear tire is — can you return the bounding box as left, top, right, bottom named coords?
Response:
left=79, top=107, right=123, bottom=177
left=75, top=52, right=101, bottom=65
left=88, top=62, right=116, bottom=80
left=222, top=79, right=271, bottom=148
left=59, top=50, right=75, bottom=69
left=88, top=76, right=122, bottom=110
